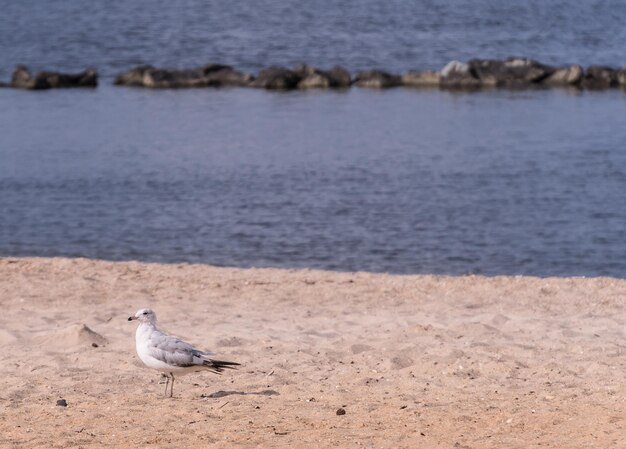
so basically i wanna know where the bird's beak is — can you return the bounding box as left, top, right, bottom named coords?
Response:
left=128, top=316, right=137, bottom=321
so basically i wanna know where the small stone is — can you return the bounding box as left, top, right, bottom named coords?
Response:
left=56, top=399, right=68, bottom=407
left=336, top=408, right=346, bottom=415
left=91, top=343, right=98, bottom=348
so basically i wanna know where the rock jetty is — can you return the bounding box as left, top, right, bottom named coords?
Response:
left=113, top=58, right=626, bottom=90
left=3, top=58, right=626, bottom=91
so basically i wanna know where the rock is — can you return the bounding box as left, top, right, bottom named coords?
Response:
left=439, top=60, right=481, bottom=89
left=582, top=65, right=618, bottom=89
left=298, top=72, right=330, bottom=89
left=401, top=70, right=440, bottom=87
left=203, top=65, right=253, bottom=86
left=40, top=68, right=98, bottom=88
left=440, top=58, right=554, bottom=88
left=141, top=67, right=207, bottom=88
left=10, top=65, right=97, bottom=89
left=467, top=57, right=554, bottom=87
left=10, top=65, right=36, bottom=88
left=114, top=64, right=253, bottom=88
left=618, top=67, right=626, bottom=87
left=326, top=66, right=352, bottom=87
left=113, top=65, right=154, bottom=86
left=294, top=65, right=331, bottom=89
left=353, top=70, right=401, bottom=88
left=542, top=64, right=583, bottom=86
left=56, top=399, right=68, bottom=407
left=251, top=66, right=301, bottom=90
left=336, top=408, right=346, bottom=415
left=293, top=64, right=351, bottom=89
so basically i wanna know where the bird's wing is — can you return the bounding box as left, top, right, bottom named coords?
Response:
left=148, top=330, right=212, bottom=367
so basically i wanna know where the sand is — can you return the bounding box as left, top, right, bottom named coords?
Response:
left=0, top=257, right=624, bottom=448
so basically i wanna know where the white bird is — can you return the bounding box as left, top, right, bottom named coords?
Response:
left=128, top=308, right=239, bottom=397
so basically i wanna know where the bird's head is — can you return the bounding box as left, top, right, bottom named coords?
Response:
left=128, top=308, right=157, bottom=324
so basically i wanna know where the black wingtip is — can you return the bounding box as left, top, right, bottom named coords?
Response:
left=204, top=359, right=241, bottom=372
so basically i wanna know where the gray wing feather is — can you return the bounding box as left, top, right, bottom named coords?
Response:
left=148, top=330, right=213, bottom=367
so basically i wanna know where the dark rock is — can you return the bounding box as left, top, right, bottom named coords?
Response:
left=41, top=68, right=98, bottom=88
left=401, top=70, right=440, bottom=87
left=542, top=64, right=584, bottom=86
left=114, top=64, right=252, bottom=88
left=326, top=66, right=352, bottom=88
left=56, top=399, right=68, bottom=407
left=201, top=63, right=233, bottom=75
left=251, top=66, right=301, bottom=90
left=582, top=65, right=618, bottom=89
left=336, top=408, right=346, bottom=415
left=439, top=61, right=481, bottom=89
left=203, top=64, right=253, bottom=86
left=11, top=65, right=97, bottom=90
left=467, top=57, right=554, bottom=87
left=353, top=70, right=401, bottom=88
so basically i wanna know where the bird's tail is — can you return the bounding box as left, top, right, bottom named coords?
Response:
left=203, top=358, right=240, bottom=374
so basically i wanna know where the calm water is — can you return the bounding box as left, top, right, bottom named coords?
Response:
left=2, top=0, right=626, bottom=80
left=1, top=1, right=625, bottom=276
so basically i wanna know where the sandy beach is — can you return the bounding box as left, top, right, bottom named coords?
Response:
left=0, top=257, right=624, bottom=448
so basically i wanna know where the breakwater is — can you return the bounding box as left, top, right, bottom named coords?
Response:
left=3, top=57, right=626, bottom=91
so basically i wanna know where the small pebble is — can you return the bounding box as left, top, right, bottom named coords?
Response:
left=91, top=343, right=98, bottom=348
left=56, top=399, right=67, bottom=407
left=336, top=408, right=346, bottom=416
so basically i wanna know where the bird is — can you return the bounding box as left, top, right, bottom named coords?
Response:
left=128, top=308, right=240, bottom=397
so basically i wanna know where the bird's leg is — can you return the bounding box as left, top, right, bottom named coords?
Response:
left=164, top=374, right=170, bottom=397
left=170, top=372, right=175, bottom=398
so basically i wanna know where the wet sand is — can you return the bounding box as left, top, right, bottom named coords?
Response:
left=0, top=257, right=624, bottom=448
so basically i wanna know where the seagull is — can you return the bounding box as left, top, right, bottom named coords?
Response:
left=128, top=308, right=240, bottom=397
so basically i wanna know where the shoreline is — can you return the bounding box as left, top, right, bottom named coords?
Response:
left=1, top=257, right=625, bottom=448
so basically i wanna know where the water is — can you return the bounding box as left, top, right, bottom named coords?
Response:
left=2, top=0, right=626, bottom=80
left=1, top=1, right=625, bottom=276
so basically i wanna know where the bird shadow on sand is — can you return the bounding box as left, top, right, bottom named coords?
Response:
left=200, top=390, right=279, bottom=399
